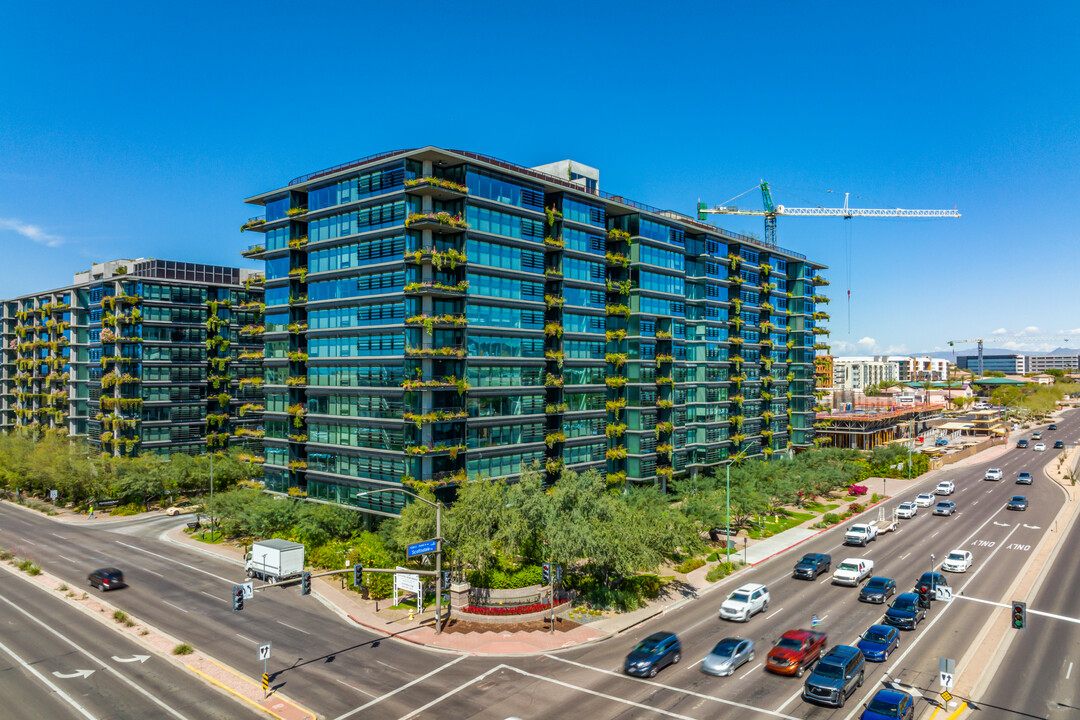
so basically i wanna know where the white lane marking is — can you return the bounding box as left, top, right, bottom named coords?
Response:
left=1067, top=662, right=1073, bottom=680
left=200, top=591, right=220, bottom=601
left=544, top=654, right=801, bottom=719
left=58, top=554, right=79, bottom=563
left=738, top=662, right=762, bottom=679
left=115, top=540, right=235, bottom=585
left=931, top=532, right=940, bottom=538
left=162, top=600, right=188, bottom=613
left=23, top=540, right=36, bottom=545
left=236, top=633, right=257, bottom=644
left=820, top=575, right=831, bottom=584
left=132, top=564, right=163, bottom=578
left=0, top=636, right=99, bottom=719
left=838, top=521, right=1023, bottom=720
left=766, top=608, right=784, bottom=620
left=334, top=655, right=466, bottom=720
left=277, top=620, right=310, bottom=635
left=376, top=659, right=404, bottom=673
left=899, top=553, right=911, bottom=561
left=337, top=678, right=376, bottom=698
left=0, top=591, right=193, bottom=720
left=51, top=533, right=67, bottom=540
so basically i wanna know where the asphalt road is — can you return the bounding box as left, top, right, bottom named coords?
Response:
left=0, top=409, right=1075, bottom=720
left=0, top=566, right=262, bottom=720
left=977, top=454, right=1080, bottom=720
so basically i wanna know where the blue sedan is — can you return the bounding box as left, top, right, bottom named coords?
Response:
left=856, top=624, right=900, bottom=662
left=860, top=688, right=914, bottom=719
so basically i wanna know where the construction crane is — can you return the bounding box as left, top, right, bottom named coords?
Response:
left=948, top=338, right=984, bottom=376
left=697, top=181, right=961, bottom=247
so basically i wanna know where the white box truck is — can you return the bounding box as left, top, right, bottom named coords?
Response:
left=245, top=539, right=305, bottom=584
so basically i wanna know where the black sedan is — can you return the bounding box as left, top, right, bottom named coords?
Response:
left=1008, top=495, right=1029, bottom=511
left=859, top=576, right=897, bottom=604
left=1054, top=440, right=1065, bottom=449
left=624, top=632, right=681, bottom=677
left=1049, top=424, right=1058, bottom=430
left=88, top=567, right=126, bottom=591
left=884, top=592, right=926, bottom=630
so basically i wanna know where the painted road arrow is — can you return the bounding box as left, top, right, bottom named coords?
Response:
left=52, top=669, right=94, bottom=679
left=993, top=522, right=1010, bottom=527
left=112, top=654, right=150, bottom=663
left=1022, top=524, right=1041, bottom=529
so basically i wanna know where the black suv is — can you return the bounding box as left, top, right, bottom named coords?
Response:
left=802, top=645, right=865, bottom=708
left=1016, top=439, right=1029, bottom=449
left=792, top=553, right=831, bottom=580
left=88, top=567, right=125, bottom=591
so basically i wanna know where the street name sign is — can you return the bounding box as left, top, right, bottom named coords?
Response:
left=407, top=539, right=437, bottom=558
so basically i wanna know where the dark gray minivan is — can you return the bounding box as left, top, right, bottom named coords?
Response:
left=802, top=645, right=865, bottom=707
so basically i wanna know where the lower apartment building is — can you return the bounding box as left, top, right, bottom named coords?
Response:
left=0, top=258, right=265, bottom=457
left=242, top=146, right=828, bottom=516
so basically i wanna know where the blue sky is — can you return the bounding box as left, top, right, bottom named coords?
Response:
left=2, top=2, right=1077, bottom=356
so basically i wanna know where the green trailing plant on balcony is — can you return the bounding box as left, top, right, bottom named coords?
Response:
left=544, top=349, right=565, bottom=369
left=654, top=421, right=674, bottom=437
left=285, top=206, right=307, bottom=217
left=544, top=294, right=565, bottom=309
left=543, top=236, right=564, bottom=249
left=545, top=431, right=566, bottom=448
left=812, top=311, right=830, bottom=321
left=813, top=343, right=830, bottom=351
left=238, top=377, right=265, bottom=388
left=655, top=376, right=674, bottom=386
left=731, top=414, right=745, bottom=429
left=405, top=176, right=469, bottom=193
left=403, top=410, right=468, bottom=429
left=544, top=373, right=564, bottom=387
left=605, top=376, right=627, bottom=389
left=727, top=253, right=741, bottom=269
left=545, top=457, right=564, bottom=474
left=606, top=471, right=627, bottom=485
left=605, top=398, right=626, bottom=414
left=786, top=339, right=795, bottom=348
left=731, top=298, right=743, bottom=313
left=729, top=336, right=744, bottom=346
left=543, top=323, right=563, bottom=338
left=604, top=252, right=629, bottom=268
left=544, top=268, right=563, bottom=278
left=656, top=399, right=673, bottom=409
left=288, top=267, right=309, bottom=283
left=605, top=304, right=630, bottom=319
left=786, top=391, right=793, bottom=401
left=286, top=403, right=306, bottom=426
left=406, top=346, right=467, bottom=358
left=241, top=218, right=266, bottom=231
left=761, top=339, right=774, bottom=349
left=405, top=211, right=467, bottom=229
left=655, top=354, right=674, bottom=365
left=605, top=329, right=627, bottom=342
left=605, top=423, right=627, bottom=438
left=545, top=402, right=568, bottom=413
left=812, top=295, right=830, bottom=304
left=605, top=447, right=627, bottom=461
left=286, top=236, right=309, bottom=249
left=405, top=443, right=466, bottom=459
left=545, top=206, right=563, bottom=226
left=285, top=376, right=306, bottom=386
left=655, top=329, right=673, bottom=339
left=238, top=403, right=265, bottom=417
left=811, top=275, right=829, bottom=286
left=656, top=443, right=674, bottom=458
left=761, top=391, right=774, bottom=401
left=656, top=465, right=674, bottom=479
left=605, top=353, right=627, bottom=368
left=607, top=228, right=631, bottom=243
left=241, top=324, right=265, bottom=336
left=207, top=374, right=227, bottom=390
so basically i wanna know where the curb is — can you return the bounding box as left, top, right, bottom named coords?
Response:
left=0, top=554, right=316, bottom=720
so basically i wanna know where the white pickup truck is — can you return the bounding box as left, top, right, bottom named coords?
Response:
left=832, top=558, right=874, bottom=586
left=844, top=522, right=879, bottom=546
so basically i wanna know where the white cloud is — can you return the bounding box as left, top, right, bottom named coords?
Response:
left=1058, top=328, right=1080, bottom=335
left=883, top=344, right=909, bottom=355
left=991, top=328, right=1007, bottom=335
left=1017, top=326, right=1041, bottom=337
left=0, top=218, right=62, bottom=247
left=857, top=336, right=877, bottom=350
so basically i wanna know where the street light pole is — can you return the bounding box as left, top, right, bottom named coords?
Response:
left=210, top=451, right=215, bottom=539
left=357, top=488, right=445, bottom=634
left=724, top=445, right=753, bottom=560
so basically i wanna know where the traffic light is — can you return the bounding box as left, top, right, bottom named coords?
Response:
left=353, top=563, right=363, bottom=588
left=301, top=571, right=311, bottom=596
left=697, top=202, right=707, bottom=221
left=232, top=584, right=244, bottom=612
left=542, top=562, right=551, bottom=585
left=1012, top=601, right=1027, bottom=630
left=918, top=585, right=931, bottom=609
left=554, top=563, right=563, bottom=584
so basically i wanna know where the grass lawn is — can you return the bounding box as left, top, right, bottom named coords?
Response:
left=804, top=502, right=840, bottom=513
left=190, top=530, right=226, bottom=544
left=744, top=510, right=816, bottom=540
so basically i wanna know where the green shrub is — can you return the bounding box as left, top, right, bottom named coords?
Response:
left=622, top=574, right=665, bottom=600
left=582, top=585, right=645, bottom=612
left=0, top=550, right=13, bottom=561
left=848, top=502, right=864, bottom=514
left=16, top=558, right=39, bottom=574
left=173, top=643, right=194, bottom=655
left=467, top=564, right=543, bottom=589
left=870, top=493, right=883, bottom=504
left=673, top=556, right=706, bottom=574
left=111, top=503, right=144, bottom=516
left=706, top=551, right=720, bottom=562
left=822, top=513, right=840, bottom=526
left=113, top=610, right=128, bottom=623
left=706, top=562, right=737, bottom=583
left=58, top=583, right=68, bottom=592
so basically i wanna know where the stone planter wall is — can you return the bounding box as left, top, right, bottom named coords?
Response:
left=469, top=583, right=547, bottom=606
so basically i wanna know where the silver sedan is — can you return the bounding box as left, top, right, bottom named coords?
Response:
left=701, top=637, right=754, bottom=677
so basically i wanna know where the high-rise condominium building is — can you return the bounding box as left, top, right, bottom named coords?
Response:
left=0, top=259, right=265, bottom=457
left=242, top=147, right=828, bottom=516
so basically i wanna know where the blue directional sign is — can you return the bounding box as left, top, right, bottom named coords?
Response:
left=407, top=539, right=437, bottom=558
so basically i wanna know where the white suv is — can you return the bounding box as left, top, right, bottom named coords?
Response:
left=935, top=481, right=955, bottom=495
left=984, top=468, right=1003, bottom=481
left=719, top=583, right=770, bottom=622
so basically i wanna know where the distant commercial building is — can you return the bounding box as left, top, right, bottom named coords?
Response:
left=832, top=357, right=898, bottom=391
left=1025, top=354, right=1078, bottom=373
left=1, top=259, right=265, bottom=457
left=956, top=354, right=1024, bottom=375
left=241, top=146, right=828, bottom=515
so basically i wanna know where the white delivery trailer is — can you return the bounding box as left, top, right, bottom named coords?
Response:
left=245, top=539, right=305, bottom=583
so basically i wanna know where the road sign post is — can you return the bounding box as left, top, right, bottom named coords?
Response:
left=938, top=657, right=955, bottom=689
left=258, top=643, right=271, bottom=697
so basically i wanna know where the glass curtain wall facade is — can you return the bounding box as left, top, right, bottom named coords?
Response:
left=0, top=260, right=265, bottom=457
left=243, top=147, right=828, bottom=515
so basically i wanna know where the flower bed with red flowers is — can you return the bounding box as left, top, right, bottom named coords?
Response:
left=463, top=602, right=551, bottom=616
left=847, top=484, right=868, bottom=496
